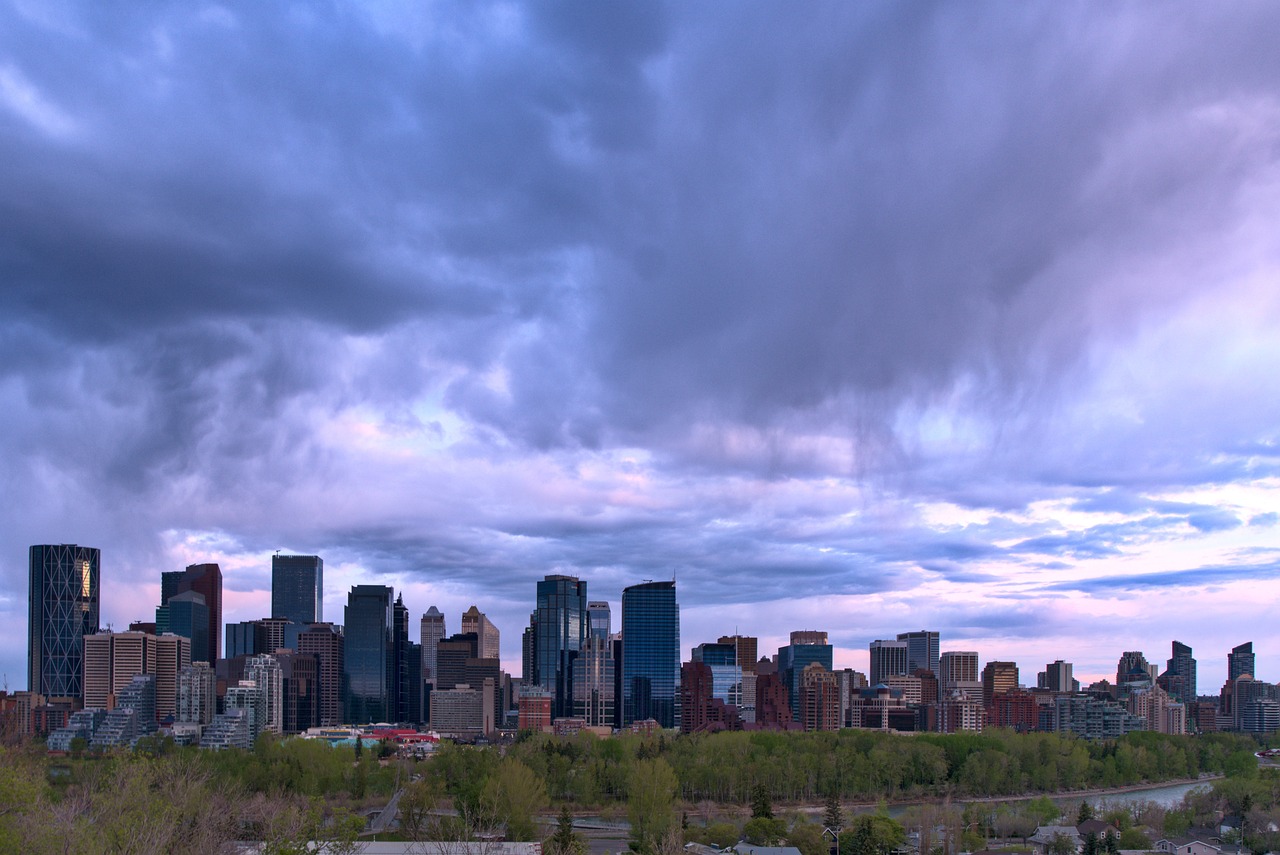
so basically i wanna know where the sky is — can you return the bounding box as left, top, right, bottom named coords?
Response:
left=4, top=1, right=1280, bottom=696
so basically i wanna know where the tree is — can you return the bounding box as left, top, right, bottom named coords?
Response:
left=546, top=805, right=587, bottom=855
left=1078, top=801, right=1095, bottom=824
left=752, top=783, right=774, bottom=819
left=484, top=758, right=548, bottom=841
left=1118, top=828, right=1151, bottom=850
left=1048, top=833, right=1078, bottom=855
left=840, top=815, right=906, bottom=855
left=824, top=794, right=845, bottom=835
left=1027, top=796, right=1061, bottom=827
left=789, top=819, right=831, bottom=855
left=399, top=777, right=440, bottom=840
left=744, top=817, right=789, bottom=846
left=628, top=758, right=679, bottom=854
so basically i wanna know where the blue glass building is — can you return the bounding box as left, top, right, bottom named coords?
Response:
left=29, top=544, right=100, bottom=699
left=691, top=641, right=742, bottom=707
left=621, top=580, right=679, bottom=728
left=344, top=585, right=394, bottom=724
left=529, top=575, right=588, bottom=719
left=778, top=633, right=833, bottom=718
left=272, top=554, right=323, bottom=625
left=156, top=591, right=209, bottom=665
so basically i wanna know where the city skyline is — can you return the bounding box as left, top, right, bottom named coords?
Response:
left=4, top=5, right=1280, bottom=696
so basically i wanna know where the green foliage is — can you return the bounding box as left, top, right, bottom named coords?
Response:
left=824, top=793, right=844, bottom=831
left=1047, top=833, right=1078, bottom=855
left=839, top=814, right=905, bottom=855
left=788, top=819, right=830, bottom=855
left=744, top=817, right=789, bottom=845
left=752, top=782, right=774, bottom=818
left=1119, top=828, right=1152, bottom=849
left=628, top=758, right=679, bottom=854
left=546, top=805, right=587, bottom=855
left=1078, top=801, right=1096, bottom=823
left=688, top=822, right=741, bottom=849
left=484, top=757, right=549, bottom=841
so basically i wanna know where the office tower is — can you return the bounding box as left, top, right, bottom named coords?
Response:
left=297, top=622, right=344, bottom=727
left=436, top=633, right=481, bottom=690
left=271, top=554, right=323, bottom=625
left=588, top=601, right=611, bottom=642
left=981, top=661, right=1019, bottom=708
left=462, top=605, right=501, bottom=660
left=225, top=617, right=301, bottom=658
left=869, top=640, right=909, bottom=686
left=573, top=635, right=615, bottom=727
left=29, top=544, right=100, bottom=699
left=691, top=642, right=744, bottom=707
left=274, top=652, right=319, bottom=734
left=393, top=595, right=422, bottom=724
left=528, top=575, right=589, bottom=719
left=1159, top=641, right=1197, bottom=706
left=939, top=651, right=981, bottom=701
left=156, top=591, right=209, bottom=667
left=1039, top=660, right=1075, bottom=693
left=621, top=580, right=680, bottom=728
left=420, top=606, right=446, bottom=685
left=778, top=631, right=834, bottom=719
left=897, top=630, right=940, bottom=676
left=343, top=585, right=394, bottom=724
left=718, top=636, right=758, bottom=674
left=82, top=630, right=188, bottom=722
left=799, top=662, right=840, bottom=731
left=160, top=563, right=223, bottom=661
left=1229, top=642, right=1255, bottom=681
left=1117, top=651, right=1155, bottom=687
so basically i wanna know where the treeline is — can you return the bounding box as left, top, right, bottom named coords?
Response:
left=424, top=728, right=1258, bottom=808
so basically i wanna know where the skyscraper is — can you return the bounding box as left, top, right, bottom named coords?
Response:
left=420, top=606, right=446, bottom=686
left=868, top=640, right=908, bottom=686
left=939, top=651, right=981, bottom=701
left=1039, top=660, right=1075, bottom=693
left=981, top=660, right=1019, bottom=707
left=462, top=605, right=501, bottom=660
left=343, top=585, right=393, bottom=724
left=297, top=622, right=344, bottom=727
left=1229, top=642, right=1255, bottom=681
left=29, top=544, right=100, bottom=699
left=160, top=563, right=222, bottom=661
left=588, top=601, right=611, bottom=642
left=529, top=575, right=589, bottom=719
left=271, top=554, right=323, bottom=625
left=621, top=580, right=680, bottom=728
left=779, top=632, right=833, bottom=718
left=1160, top=641, right=1197, bottom=705
left=897, top=630, right=940, bottom=675
left=155, top=591, right=209, bottom=668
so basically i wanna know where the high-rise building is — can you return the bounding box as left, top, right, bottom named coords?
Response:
left=245, top=654, right=284, bottom=735
left=981, top=661, right=1019, bottom=708
left=1038, top=660, right=1075, bottom=693
left=271, top=554, right=323, bottom=625
left=225, top=617, right=302, bottom=658
left=177, top=662, right=216, bottom=726
left=573, top=635, right=615, bottom=727
left=1229, top=642, right=1256, bottom=681
left=621, top=580, right=680, bottom=728
left=1159, top=641, right=1197, bottom=706
left=778, top=632, right=833, bottom=719
left=718, top=636, right=758, bottom=674
left=156, top=591, right=209, bottom=668
left=160, top=563, right=222, bottom=662
left=343, top=585, right=393, bottom=724
left=798, top=662, right=840, bottom=731
left=588, top=601, right=611, bottom=642
left=1116, top=651, right=1155, bottom=695
left=897, top=630, right=940, bottom=676
left=393, top=595, right=422, bottom=724
left=29, top=544, right=100, bottom=699
left=528, top=575, right=589, bottom=719
left=420, top=607, right=446, bottom=686
left=939, top=651, right=981, bottom=701
left=462, top=606, right=501, bottom=661
left=82, top=630, right=189, bottom=722
left=297, top=622, right=344, bottom=727
left=869, top=640, right=909, bottom=686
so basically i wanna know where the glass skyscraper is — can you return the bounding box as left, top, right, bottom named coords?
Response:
left=621, top=580, right=679, bottom=728
left=588, top=601, right=611, bottom=642
left=271, top=554, right=323, bottom=625
left=161, top=563, right=222, bottom=662
left=530, top=575, right=588, bottom=719
left=29, top=544, right=100, bottom=699
left=780, top=632, right=833, bottom=718
left=344, top=584, right=393, bottom=724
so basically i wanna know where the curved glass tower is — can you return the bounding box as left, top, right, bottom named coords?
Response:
left=621, top=580, right=679, bottom=728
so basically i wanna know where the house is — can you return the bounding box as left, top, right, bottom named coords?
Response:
left=1031, top=826, right=1083, bottom=854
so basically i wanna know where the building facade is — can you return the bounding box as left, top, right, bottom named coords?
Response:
left=529, top=575, right=589, bottom=719
left=160, top=563, right=222, bottom=662
left=29, top=544, right=100, bottom=700
left=271, top=554, right=323, bottom=625
left=897, top=630, right=940, bottom=676
left=343, top=585, right=394, bottom=724
left=621, top=580, right=680, bottom=728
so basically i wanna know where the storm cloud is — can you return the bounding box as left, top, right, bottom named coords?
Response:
left=4, top=1, right=1280, bottom=689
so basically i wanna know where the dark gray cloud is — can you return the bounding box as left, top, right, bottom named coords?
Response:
left=3, top=1, right=1280, bottom=689
left=1044, top=559, right=1280, bottom=594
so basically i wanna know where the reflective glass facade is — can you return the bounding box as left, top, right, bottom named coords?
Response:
left=779, top=639, right=833, bottom=718
left=588, top=601, right=611, bottom=642
left=531, top=575, right=588, bottom=719
left=692, top=642, right=742, bottom=707
left=344, top=585, right=393, bottom=723
left=29, top=544, right=100, bottom=698
left=161, top=563, right=223, bottom=661
left=272, top=554, right=323, bottom=625
left=621, top=580, right=679, bottom=728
